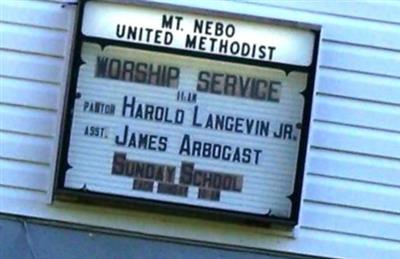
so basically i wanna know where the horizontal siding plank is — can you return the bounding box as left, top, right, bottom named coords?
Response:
left=0, top=22, right=66, bottom=57
left=172, top=0, right=400, bottom=51
left=317, top=68, right=400, bottom=105
left=308, top=148, right=400, bottom=187
left=311, top=121, right=400, bottom=159
left=320, top=42, right=400, bottom=78
left=0, top=159, right=48, bottom=191
left=0, top=50, right=63, bottom=83
left=302, top=201, right=400, bottom=242
left=241, top=0, right=400, bottom=24
left=0, top=77, right=59, bottom=110
left=46, top=0, right=78, bottom=3
left=0, top=0, right=70, bottom=30
left=314, top=95, right=400, bottom=133
left=0, top=131, right=52, bottom=164
left=0, top=104, right=56, bottom=137
left=304, top=174, right=400, bottom=214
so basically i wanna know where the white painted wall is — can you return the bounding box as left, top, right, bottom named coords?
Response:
left=1, top=0, right=399, bottom=258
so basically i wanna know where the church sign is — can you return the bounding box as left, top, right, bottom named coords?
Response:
left=54, top=0, right=320, bottom=226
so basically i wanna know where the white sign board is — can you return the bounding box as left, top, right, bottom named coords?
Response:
left=82, top=1, right=315, bottom=66
left=56, top=0, right=319, bottom=225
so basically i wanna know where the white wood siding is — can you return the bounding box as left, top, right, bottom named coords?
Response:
left=1, top=0, right=399, bottom=258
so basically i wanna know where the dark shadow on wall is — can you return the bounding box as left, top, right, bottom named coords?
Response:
left=0, top=215, right=321, bottom=259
